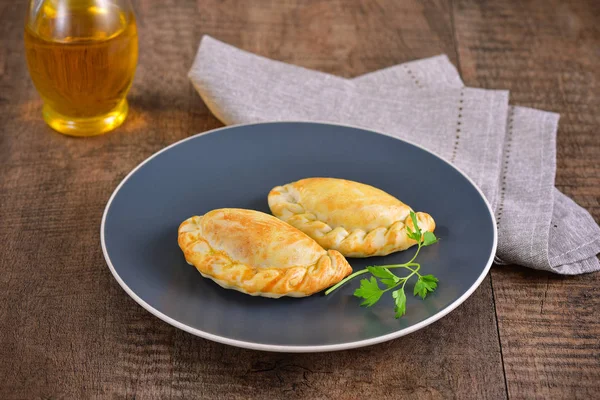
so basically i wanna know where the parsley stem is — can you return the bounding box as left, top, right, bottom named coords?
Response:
left=326, top=212, right=440, bottom=318
left=407, top=243, right=422, bottom=265
left=325, top=241, right=425, bottom=296
left=379, top=264, right=420, bottom=294
left=324, top=269, right=370, bottom=295
left=389, top=263, right=422, bottom=278
left=378, top=263, right=420, bottom=272
left=401, top=264, right=421, bottom=289
left=325, top=260, right=422, bottom=296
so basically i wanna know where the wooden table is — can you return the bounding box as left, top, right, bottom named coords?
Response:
left=1, top=0, right=599, bottom=398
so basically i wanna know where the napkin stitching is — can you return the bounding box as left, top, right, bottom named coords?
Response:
left=548, top=235, right=600, bottom=261
left=450, top=89, right=465, bottom=163
left=402, top=64, right=423, bottom=89
left=496, top=107, right=515, bottom=227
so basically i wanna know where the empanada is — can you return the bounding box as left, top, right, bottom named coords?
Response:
left=178, top=208, right=352, bottom=298
left=268, top=178, right=435, bottom=257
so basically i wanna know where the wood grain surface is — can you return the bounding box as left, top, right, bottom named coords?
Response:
left=0, top=0, right=598, bottom=399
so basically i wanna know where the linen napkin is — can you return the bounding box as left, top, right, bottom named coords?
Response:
left=353, top=56, right=600, bottom=274
left=188, top=36, right=600, bottom=274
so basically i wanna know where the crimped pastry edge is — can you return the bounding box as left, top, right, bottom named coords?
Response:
left=268, top=181, right=436, bottom=257
left=178, top=215, right=352, bottom=298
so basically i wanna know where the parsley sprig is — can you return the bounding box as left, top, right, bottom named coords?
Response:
left=325, top=211, right=439, bottom=318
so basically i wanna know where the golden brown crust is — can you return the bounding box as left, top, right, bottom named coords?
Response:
left=268, top=178, right=436, bottom=257
left=177, top=208, right=352, bottom=297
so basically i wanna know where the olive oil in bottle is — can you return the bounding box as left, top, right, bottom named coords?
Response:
left=25, top=0, right=138, bottom=136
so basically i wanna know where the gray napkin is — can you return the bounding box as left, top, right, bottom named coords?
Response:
left=353, top=56, right=600, bottom=274
left=188, top=36, right=600, bottom=274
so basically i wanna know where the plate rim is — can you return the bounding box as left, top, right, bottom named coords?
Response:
left=100, top=121, right=498, bottom=353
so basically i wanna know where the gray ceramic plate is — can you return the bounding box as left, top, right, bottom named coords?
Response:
left=101, top=122, right=496, bottom=352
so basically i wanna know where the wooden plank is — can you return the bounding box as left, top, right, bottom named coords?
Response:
left=453, top=0, right=600, bottom=398
left=0, top=0, right=510, bottom=398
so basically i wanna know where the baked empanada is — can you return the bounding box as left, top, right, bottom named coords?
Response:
left=178, top=208, right=352, bottom=298
left=268, top=178, right=435, bottom=257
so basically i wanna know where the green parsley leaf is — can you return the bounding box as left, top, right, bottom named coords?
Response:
left=354, top=277, right=383, bottom=307
left=413, top=279, right=427, bottom=299
left=367, top=266, right=400, bottom=288
left=392, top=288, right=407, bottom=318
left=326, top=208, right=440, bottom=319
left=413, top=275, right=438, bottom=299
left=410, top=211, right=422, bottom=238
left=406, top=210, right=423, bottom=242
left=406, top=224, right=420, bottom=241
left=422, top=231, right=438, bottom=247
left=406, top=228, right=416, bottom=241
left=420, top=274, right=439, bottom=285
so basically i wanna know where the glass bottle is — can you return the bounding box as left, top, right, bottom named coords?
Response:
left=25, top=0, right=138, bottom=136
